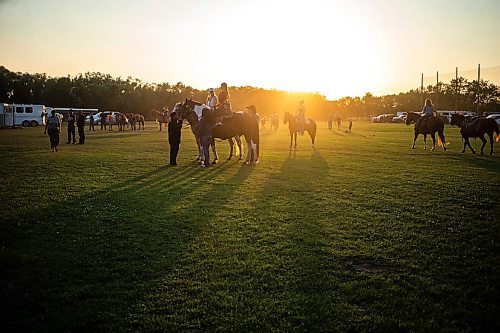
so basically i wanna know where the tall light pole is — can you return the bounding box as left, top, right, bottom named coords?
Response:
left=476, top=64, right=481, bottom=115
left=455, top=67, right=458, bottom=111
left=436, top=71, right=439, bottom=111
left=420, top=73, right=424, bottom=109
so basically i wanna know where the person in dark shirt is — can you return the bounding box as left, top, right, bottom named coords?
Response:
left=168, top=111, right=182, bottom=165
left=77, top=111, right=86, bottom=144
left=66, top=111, right=76, bottom=144
left=89, top=112, right=95, bottom=131
left=198, top=109, right=213, bottom=167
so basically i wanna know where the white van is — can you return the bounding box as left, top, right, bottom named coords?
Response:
left=1, top=103, right=46, bottom=127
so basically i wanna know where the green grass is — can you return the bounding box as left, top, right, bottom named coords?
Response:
left=0, top=121, right=499, bottom=332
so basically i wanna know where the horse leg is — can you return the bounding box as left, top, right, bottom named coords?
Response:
left=227, top=138, right=234, bottom=160
left=423, top=134, right=427, bottom=150
left=412, top=132, right=418, bottom=149
left=479, top=135, right=487, bottom=155
left=430, top=133, right=436, bottom=151
left=488, top=132, right=494, bottom=155
left=294, top=133, right=297, bottom=148
left=211, top=138, right=218, bottom=164
left=465, top=137, right=476, bottom=154
left=439, top=130, right=447, bottom=151
left=236, top=136, right=243, bottom=160
left=289, top=133, right=293, bottom=149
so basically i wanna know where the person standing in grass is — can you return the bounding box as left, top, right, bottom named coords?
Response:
left=44, top=109, right=61, bottom=152
left=66, top=111, right=76, bottom=144
left=77, top=111, right=85, bottom=144
left=328, top=111, right=333, bottom=130
left=198, top=108, right=213, bottom=168
left=88, top=112, right=95, bottom=131
left=168, top=111, right=182, bottom=166
left=348, top=118, right=352, bottom=132
left=100, top=112, right=107, bottom=130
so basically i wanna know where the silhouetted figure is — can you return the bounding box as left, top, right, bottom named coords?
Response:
left=328, top=112, right=333, bottom=130
left=89, top=112, right=95, bottom=131
left=348, top=118, right=352, bottom=132
left=296, top=100, right=305, bottom=135
left=44, top=110, right=60, bottom=152
left=77, top=111, right=85, bottom=144
left=168, top=111, right=182, bottom=165
left=66, top=112, right=76, bottom=144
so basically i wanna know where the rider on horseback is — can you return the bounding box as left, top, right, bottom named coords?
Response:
left=297, top=100, right=306, bottom=135
left=206, top=88, right=218, bottom=110
left=416, top=98, right=437, bottom=133
left=216, top=82, right=231, bottom=115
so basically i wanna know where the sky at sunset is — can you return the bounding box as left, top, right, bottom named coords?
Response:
left=1, top=0, right=499, bottom=99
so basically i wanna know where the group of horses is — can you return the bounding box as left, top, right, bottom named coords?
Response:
left=406, top=112, right=500, bottom=155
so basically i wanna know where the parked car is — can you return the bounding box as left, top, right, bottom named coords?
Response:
left=392, top=114, right=407, bottom=123
left=486, top=113, right=500, bottom=125
left=86, top=111, right=121, bottom=125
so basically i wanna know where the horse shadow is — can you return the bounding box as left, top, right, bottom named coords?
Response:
left=0, top=161, right=255, bottom=332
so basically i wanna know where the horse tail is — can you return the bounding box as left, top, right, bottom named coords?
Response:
left=311, top=120, right=317, bottom=145
left=495, top=122, right=500, bottom=142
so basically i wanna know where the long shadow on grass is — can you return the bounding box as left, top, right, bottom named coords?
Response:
left=0, top=161, right=254, bottom=332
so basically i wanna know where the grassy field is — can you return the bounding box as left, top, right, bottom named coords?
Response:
left=0, top=120, right=499, bottom=332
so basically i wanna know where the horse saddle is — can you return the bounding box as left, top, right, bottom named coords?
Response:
left=464, top=117, right=479, bottom=129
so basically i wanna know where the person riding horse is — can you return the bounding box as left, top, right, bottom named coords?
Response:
left=216, top=82, right=231, bottom=114
left=297, top=100, right=306, bottom=135
left=416, top=98, right=438, bottom=133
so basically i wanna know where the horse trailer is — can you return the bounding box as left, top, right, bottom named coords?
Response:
left=1, top=103, right=46, bottom=127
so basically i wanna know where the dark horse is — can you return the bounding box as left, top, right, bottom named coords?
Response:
left=450, top=114, right=500, bottom=155
left=283, top=112, right=316, bottom=148
left=178, top=99, right=260, bottom=163
left=405, top=112, right=447, bottom=151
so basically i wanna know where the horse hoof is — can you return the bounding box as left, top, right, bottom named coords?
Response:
left=212, top=160, right=218, bottom=165
left=431, top=148, right=435, bottom=152
left=227, top=157, right=232, bottom=160
left=461, top=150, right=465, bottom=153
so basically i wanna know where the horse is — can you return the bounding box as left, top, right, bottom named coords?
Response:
left=283, top=112, right=316, bottom=148
left=178, top=99, right=259, bottom=164
left=450, top=114, right=500, bottom=155
left=271, top=114, right=279, bottom=130
left=150, top=108, right=170, bottom=131
left=115, top=113, right=128, bottom=131
left=405, top=112, right=447, bottom=151
left=126, top=113, right=137, bottom=130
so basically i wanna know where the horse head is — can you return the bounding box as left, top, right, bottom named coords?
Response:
left=405, top=112, right=418, bottom=125
left=450, top=114, right=464, bottom=127
left=283, top=112, right=290, bottom=124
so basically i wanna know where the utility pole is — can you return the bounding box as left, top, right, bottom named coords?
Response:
left=455, top=67, right=458, bottom=111
left=420, top=73, right=423, bottom=109
left=436, top=71, right=439, bottom=111
left=476, top=64, right=480, bottom=115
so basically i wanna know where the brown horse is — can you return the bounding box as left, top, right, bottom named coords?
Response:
left=406, top=112, right=447, bottom=151
left=284, top=112, right=316, bottom=148
left=125, top=113, right=145, bottom=130
left=450, top=114, right=500, bottom=155
left=150, top=108, right=170, bottom=131
left=115, top=113, right=128, bottom=131
left=178, top=99, right=259, bottom=164
left=271, top=114, right=279, bottom=130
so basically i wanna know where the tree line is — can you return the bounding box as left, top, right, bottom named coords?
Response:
left=1, top=66, right=499, bottom=120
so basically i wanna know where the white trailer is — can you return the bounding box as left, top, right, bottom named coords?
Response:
left=0, top=103, right=46, bottom=127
